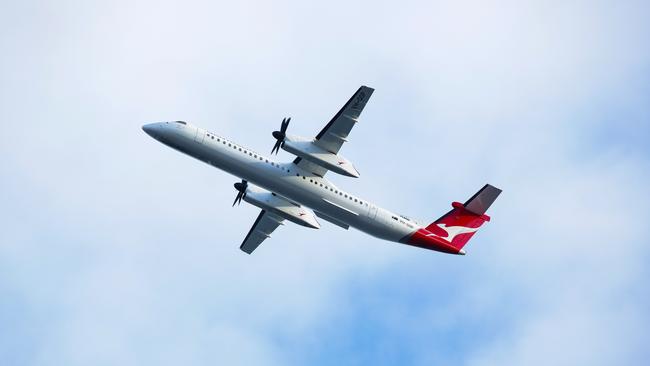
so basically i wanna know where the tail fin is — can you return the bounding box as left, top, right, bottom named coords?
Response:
left=425, top=184, right=502, bottom=252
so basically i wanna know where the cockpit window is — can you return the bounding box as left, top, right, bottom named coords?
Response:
left=174, top=121, right=187, bottom=125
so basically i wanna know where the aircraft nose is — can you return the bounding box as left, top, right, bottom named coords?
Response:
left=142, top=123, right=160, bottom=138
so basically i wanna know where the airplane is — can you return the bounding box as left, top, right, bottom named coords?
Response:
left=143, top=86, right=501, bottom=255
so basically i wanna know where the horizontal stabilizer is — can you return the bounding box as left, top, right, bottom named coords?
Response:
left=463, top=184, right=502, bottom=216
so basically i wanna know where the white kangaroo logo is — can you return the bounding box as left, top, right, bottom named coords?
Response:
left=427, top=223, right=479, bottom=242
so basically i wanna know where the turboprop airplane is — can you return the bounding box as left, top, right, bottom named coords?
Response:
left=143, top=86, right=501, bottom=255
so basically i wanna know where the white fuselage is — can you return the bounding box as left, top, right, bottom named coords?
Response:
left=144, top=121, right=423, bottom=242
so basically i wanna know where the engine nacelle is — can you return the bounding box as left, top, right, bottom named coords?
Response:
left=243, top=186, right=320, bottom=229
left=282, top=136, right=360, bottom=178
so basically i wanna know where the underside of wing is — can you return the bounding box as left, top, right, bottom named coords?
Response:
left=240, top=210, right=284, bottom=254
left=293, top=158, right=329, bottom=177
left=314, top=85, right=374, bottom=154
left=292, top=86, right=374, bottom=177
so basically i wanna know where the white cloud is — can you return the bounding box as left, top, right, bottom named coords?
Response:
left=1, top=0, right=648, bottom=365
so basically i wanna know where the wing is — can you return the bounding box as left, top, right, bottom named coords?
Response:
left=314, top=85, right=374, bottom=153
left=240, top=210, right=284, bottom=254
left=293, top=85, right=374, bottom=176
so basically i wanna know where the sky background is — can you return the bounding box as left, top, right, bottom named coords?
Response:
left=1, top=0, right=649, bottom=365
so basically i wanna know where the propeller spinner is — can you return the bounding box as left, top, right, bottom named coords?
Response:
left=271, top=117, right=291, bottom=154
left=232, top=180, right=248, bottom=206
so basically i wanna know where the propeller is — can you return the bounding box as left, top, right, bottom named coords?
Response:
left=232, top=180, right=248, bottom=206
left=271, top=117, right=291, bottom=154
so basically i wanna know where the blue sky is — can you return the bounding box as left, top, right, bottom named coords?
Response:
left=1, top=0, right=649, bottom=365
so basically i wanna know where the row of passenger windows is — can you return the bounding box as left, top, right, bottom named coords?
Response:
left=301, top=175, right=365, bottom=206
left=206, top=132, right=290, bottom=170
left=205, top=131, right=365, bottom=206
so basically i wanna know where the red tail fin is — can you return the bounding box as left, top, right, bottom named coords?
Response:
left=426, top=202, right=490, bottom=250
left=429, top=184, right=502, bottom=251
left=402, top=184, right=501, bottom=254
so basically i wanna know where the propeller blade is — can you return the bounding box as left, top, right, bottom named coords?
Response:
left=271, top=139, right=282, bottom=154
left=232, top=191, right=242, bottom=206
left=271, top=118, right=290, bottom=154
left=232, top=180, right=248, bottom=206
left=281, top=117, right=290, bottom=133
